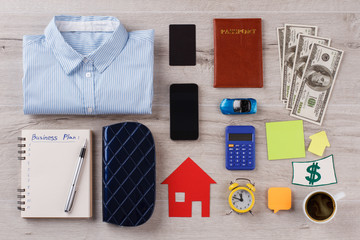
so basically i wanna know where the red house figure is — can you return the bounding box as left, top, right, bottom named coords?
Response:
left=161, top=157, right=216, bottom=217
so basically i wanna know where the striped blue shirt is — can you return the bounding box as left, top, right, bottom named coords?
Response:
left=22, top=15, right=154, bottom=115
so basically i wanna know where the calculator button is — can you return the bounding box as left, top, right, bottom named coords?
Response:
left=229, top=163, right=233, bottom=167
left=236, top=152, right=239, bottom=155
left=242, top=155, right=245, bottom=158
left=235, top=163, right=240, bottom=167
left=235, top=148, right=239, bottom=151
left=235, top=144, right=240, bottom=147
left=242, top=151, right=246, bottom=155
left=228, top=144, right=234, bottom=147
left=248, top=144, right=252, bottom=147
left=242, top=159, right=246, bottom=163
left=229, top=148, right=234, bottom=151
left=241, top=144, right=246, bottom=147
left=241, top=163, right=246, bottom=167
left=235, top=159, right=239, bottom=163
left=248, top=161, right=252, bottom=165
left=241, top=148, right=246, bottom=151
left=248, top=151, right=252, bottom=154
left=236, top=156, right=239, bottom=159
left=229, top=156, right=233, bottom=159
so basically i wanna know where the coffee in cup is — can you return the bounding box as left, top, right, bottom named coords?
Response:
left=303, top=190, right=345, bottom=223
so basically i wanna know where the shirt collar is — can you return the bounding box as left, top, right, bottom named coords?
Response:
left=44, top=15, right=129, bottom=75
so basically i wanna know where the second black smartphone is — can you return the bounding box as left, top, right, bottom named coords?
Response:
left=170, top=84, right=199, bottom=140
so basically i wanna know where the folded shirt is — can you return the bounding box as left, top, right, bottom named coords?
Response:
left=22, top=15, right=154, bottom=115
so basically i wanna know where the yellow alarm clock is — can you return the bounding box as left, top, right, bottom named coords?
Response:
left=227, top=178, right=256, bottom=215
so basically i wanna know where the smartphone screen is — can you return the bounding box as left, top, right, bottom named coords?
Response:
left=169, top=24, right=196, bottom=66
left=170, top=84, right=199, bottom=140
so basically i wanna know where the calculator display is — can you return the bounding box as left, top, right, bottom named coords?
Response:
left=228, top=133, right=252, bottom=141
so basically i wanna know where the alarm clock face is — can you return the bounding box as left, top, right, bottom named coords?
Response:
left=230, top=188, right=254, bottom=212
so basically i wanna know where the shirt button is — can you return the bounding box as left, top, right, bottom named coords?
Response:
left=83, top=58, right=89, bottom=63
left=86, top=72, right=92, bottom=78
left=87, top=107, right=93, bottom=113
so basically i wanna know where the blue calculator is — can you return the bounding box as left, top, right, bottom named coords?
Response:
left=225, top=126, right=255, bottom=170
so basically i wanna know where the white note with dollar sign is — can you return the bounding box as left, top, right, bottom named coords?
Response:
left=292, top=155, right=337, bottom=187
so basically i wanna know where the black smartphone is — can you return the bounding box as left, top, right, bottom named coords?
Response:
left=170, top=84, right=199, bottom=140
left=169, top=24, right=196, bottom=66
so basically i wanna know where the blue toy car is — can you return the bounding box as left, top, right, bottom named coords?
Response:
left=220, top=98, right=257, bottom=115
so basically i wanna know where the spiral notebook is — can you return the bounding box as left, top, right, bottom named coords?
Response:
left=17, top=129, right=92, bottom=218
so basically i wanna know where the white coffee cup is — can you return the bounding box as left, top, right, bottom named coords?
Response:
left=303, top=190, right=345, bottom=224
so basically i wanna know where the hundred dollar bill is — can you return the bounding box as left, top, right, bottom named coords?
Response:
left=277, top=27, right=285, bottom=102
left=281, top=24, right=317, bottom=103
left=290, top=43, right=344, bottom=125
left=286, top=35, right=331, bottom=110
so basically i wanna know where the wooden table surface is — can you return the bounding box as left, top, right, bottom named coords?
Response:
left=1, top=1, right=359, bottom=239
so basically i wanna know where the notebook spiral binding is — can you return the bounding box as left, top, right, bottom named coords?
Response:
left=17, top=137, right=26, bottom=211
left=17, top=189, right=25, bottom=211
left=17, top=137, right=26, bottom=160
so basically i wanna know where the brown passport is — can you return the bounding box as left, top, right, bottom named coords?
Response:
left=213, top=18, right=263, bottom=88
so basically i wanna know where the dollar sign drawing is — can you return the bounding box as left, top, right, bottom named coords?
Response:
left=305, top=162, right=321, bottom=185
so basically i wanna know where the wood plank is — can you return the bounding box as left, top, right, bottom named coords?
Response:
left=1, top=0, right=360, bottom=14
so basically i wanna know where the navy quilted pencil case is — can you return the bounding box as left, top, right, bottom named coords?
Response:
left=102, top=122, right=156, bottom=226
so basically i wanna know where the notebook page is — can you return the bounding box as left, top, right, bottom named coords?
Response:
left=20, top=130, right=92, bottom=218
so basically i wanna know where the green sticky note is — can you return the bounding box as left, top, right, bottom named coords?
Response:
left=266, top=120, right=306, bottom=160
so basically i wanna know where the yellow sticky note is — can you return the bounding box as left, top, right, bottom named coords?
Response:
left=268, top=187, right=292, bottom=213
left=265, top=120, right=306, bottom=160
left=308, top=131, right=330, bottom=156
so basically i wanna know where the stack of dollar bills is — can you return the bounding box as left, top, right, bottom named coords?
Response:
left=277, top=24, right=344, bottom=125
